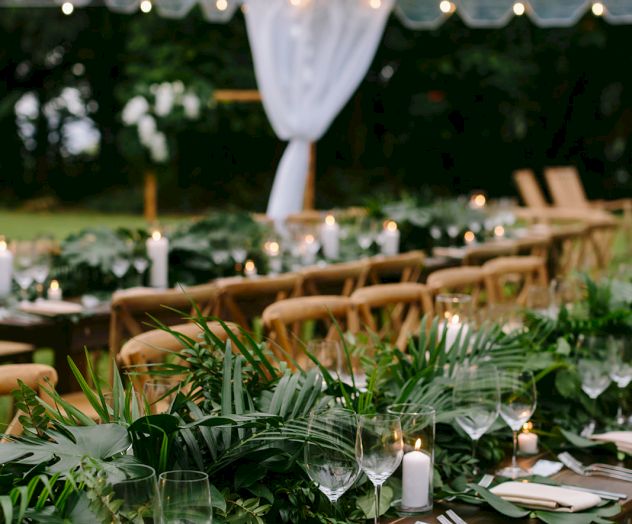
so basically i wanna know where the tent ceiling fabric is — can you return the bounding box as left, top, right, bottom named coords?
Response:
left=4, top=0, right=632, bottom=27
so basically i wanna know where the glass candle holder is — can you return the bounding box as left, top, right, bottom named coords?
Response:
left=387, top=403, right=435, bottom=515
left=435, top=294, right=472, bottom=349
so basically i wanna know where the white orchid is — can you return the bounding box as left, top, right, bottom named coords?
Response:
left=149, top=131, right=168, bottom=163
left=137, top=114, right=157, bottom=147
left=182, top=92, right=201, bottom=119
left=122, top=95, right=149, bottom=125
left=154, top=82, right=175, bottom=117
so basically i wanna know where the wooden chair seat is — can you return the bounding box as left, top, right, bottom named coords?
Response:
left=426, top=266, right=486, bottom=306
left=462, top=241, right=517, bottom=266
left=368, top=251, right=425, bottom=284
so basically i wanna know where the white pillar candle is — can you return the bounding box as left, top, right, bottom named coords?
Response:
left=320, top=214, right=340, bottom=260
left=264, top=240, right=283, bottom=274
left=381, top=220, right=400, bottom=256
left=518, top=423, right=538, bottom=454
left=47, top=279, right=62, bottom=301
left=401, top=439, right=431, bottom=509
left=300, top=234, right=318, bottom=266
left=244, top=259, right=258, bottom=278
left=146, top=231, right=169, bottom=289
left=440, top=315, right=468, bottom=349
left=0, top=239, right=13, bottom=299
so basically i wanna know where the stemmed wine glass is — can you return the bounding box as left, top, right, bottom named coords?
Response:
left=133, top=257, right=149, bottom=286
left=577, top=335, right=612, bottom=436
left=159, top=470, right=212, bottom=523
left=608, top=337, right=632, bottom=426
left=496, top=370, right=537, bottom=479
left=452, top=365, right=500, bottom=475
left=112, top=257, right=131, bottom=290
left=356, top=413, right=403, bottom=524
left=12, top=240, right=34, bottom=304
left=112, top=464, right=160, bottom=522
left=304, top=408, right=360, bottom=509
left=31, top=255, right=50, bottom=300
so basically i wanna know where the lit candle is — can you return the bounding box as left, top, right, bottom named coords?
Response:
left=264, top=240, right=282, bottom=274
left=320, top=214, right=340, bottom=260
left=494, top=225, right=505, bottom=238
left=244, top=259, right=257, bottom=278
left=469, top=192, right=487, bottom=209
left=518, top=422, right=538, bottom=454
left=401, top=438, right=431, bottom=509
left=146, top=231, right=169, bottom=289
left=47, top=279, right=62, bottom=301
left=440, top=313, right=468, bottom=349
left=301, top=234, right=318, bottom=266
left=464, top=230, right=476, bottom=245
left=381, top=220, right=400, bottom=256
left=0, top=238, right=13, bottom=299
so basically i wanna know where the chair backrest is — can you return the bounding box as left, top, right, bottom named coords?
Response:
left=368, top=251, right=425, bottom=284
left=483, top=256, right=548, bottom=305
left=0, top=364, right=58, bottom=437
left=285, top=210, right=325, bottom=227
left=119, top=321, right=241, bottom=391
left=215, top=274, right=301, bottom=329
left=514, top=233, right=552, bottom=259
left=548, top=223, right=590, bottom=278
left=462, top=241, right=517, bottom=266
left=301, top=260, right=368, bottom=297
left=109, top=283, right=219, bottom=364
left=351, top=283, right=433, bottom=351
left=544, top=166, right=590, bottom=208
left=513, top=169, right=548, bottom=208
left=426, top=266, right=487, bottom=307
left=262, top=296, right=355, bottom=366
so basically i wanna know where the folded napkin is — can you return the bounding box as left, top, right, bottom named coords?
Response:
left=20, top=300, right=83, bottom=317
left=592, top=431, right=632, bottom=454
left=490, top=481, right=601, bottom=512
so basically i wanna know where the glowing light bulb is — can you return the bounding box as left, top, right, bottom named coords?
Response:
left=140, top=0, right=152, bottom=13
left=513, top=2, right=525, bottom=15
left=592, top=2, right=604, bottom=16
left=61, top=2, right=74, bottom=15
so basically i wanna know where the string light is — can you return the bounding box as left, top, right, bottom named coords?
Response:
left=140, top=0, right=152, bottom=12
left=61, top=1, right=74, bottom=15
left=216, top=0, right=228, bottom=10
left=513, top=2, right=525, bottom=16
left=439, top=1, right=454, bottom=14
left=591, top=2, right=604, bottom=16
left=369, top=0, right=382, bottom=9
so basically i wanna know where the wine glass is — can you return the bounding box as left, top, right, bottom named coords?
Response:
left=133, top=257, right=149, bottom=286
left=608, top=337, right=632, bottom=426
left=112, top=257, right=131, bottom=289
left=577, top=335, right=612, bottom=436
left=304, top=408, right=359, bottom=505
left=31, top=254, right=50, bottom=299
left=112, top=464, right=160, bottom=522
left=356, top=413, right=403, bottom=524
left=496, top=370, right=537, bottom=479
left=159, top=470, right=212, bottom=523
left=12, top=240, right=34, bottom=304
left=452, top=365, right=499, bottom=475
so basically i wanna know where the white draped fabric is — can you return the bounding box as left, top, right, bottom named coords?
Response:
left=243, top=0, right=393, bottom=220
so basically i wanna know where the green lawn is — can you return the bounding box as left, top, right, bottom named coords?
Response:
left=0, top=210, right=191, bottom=240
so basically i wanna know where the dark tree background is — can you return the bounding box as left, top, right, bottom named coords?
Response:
left=0, top=7, right=631, bottom=213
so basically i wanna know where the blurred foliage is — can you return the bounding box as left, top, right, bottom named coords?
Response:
left=0, top=8, right=631, bottom=212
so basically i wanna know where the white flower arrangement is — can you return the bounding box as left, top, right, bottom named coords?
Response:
left=121, top=81, right=203, bottom=164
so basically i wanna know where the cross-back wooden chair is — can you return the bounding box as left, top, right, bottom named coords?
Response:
left=544, top=166, right=592, bottom=209
left=426, top=266, right=487, bottom=308
left=119, top=320, right=241, bottom=392
left=548, top=223, right=590, bottom=278
left=514, top=233, right=552, bottom=259
left=513, top=169, right=549, bottom=208
left=109, top=283, right=219, bottom=366
left=0, top=364, right=57, bottom=438
left=367, top=251, right=425, bottom=284
left=0, top=341, right=35, bottom=364
left=483, top=256, right=548, bottom=305
left=300, top=260, right=368, bottom=297
left=462, top=241, right=517, bottom=266
left=214, top=274, right=301, bottom=330
left=351, top=283, right=433, bottom=351
left=262, top=296, right=356, bottom=367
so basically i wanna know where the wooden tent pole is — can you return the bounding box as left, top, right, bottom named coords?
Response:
left=144, top=170, right=158, bottom=223
left=303, top=142, right=316, bottom=210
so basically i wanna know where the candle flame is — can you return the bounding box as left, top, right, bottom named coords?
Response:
left=522, top=421, right=533, bottom=433
left=0, top=240, right=6, bottom=251
left=265, top=240, right=280, bottom=256
left=152, top=231, right=162, bottom=241
left=415, top=438, right=422, bottom=451
left=385, top=220, right=397, bottom=232
left=325, top=214, right=336, bottom=226
left=464, top=230, right=475, bottom=243
left=494, top=225, right=505, bottom=237
left=50, top=280, right=60, bottom=290
left=450, top=314, right=460, bottom=325
left=471, top=193, right=487, bottom=208
left=305, top=234, right=315, bottom=244
left=245, top=260, right=255, bottom=272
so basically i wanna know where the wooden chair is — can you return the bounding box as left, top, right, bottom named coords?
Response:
left=214, top=274, right=301, bottom=329
left=285, top=210, right=325, bottom=227
left=119, top=320, right=241, bottom=392
left=462, top=241, right=517, bottom=266
left=0, top=341, right=35, bottom=364
left=109, top=283, right=219, bottom=365
left=0, top=363, right=57, bottom=437
left=351, top=283, right=433, bottom=351
left=426, top=266, right=487, bottom=307
left=514, top=233, right=552, bottom=259
left=367, top=251, right=425, bottom=284
left=483, top=256, right=548, bottom=305
left=300, top=260, right=368, bottom=297
left=262, top=296, right=356, bottom=366
left=513, top=169, right=548, bottom=208
left=548, top=223, right=590, bottom=278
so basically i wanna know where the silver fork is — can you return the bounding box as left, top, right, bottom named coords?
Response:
left=437, top=510, right=468, bottom=524
left=558, top=452, right=632, bottom=482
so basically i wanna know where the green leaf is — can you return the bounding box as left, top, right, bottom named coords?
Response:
left=467, top=484, right=531, bottom=518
